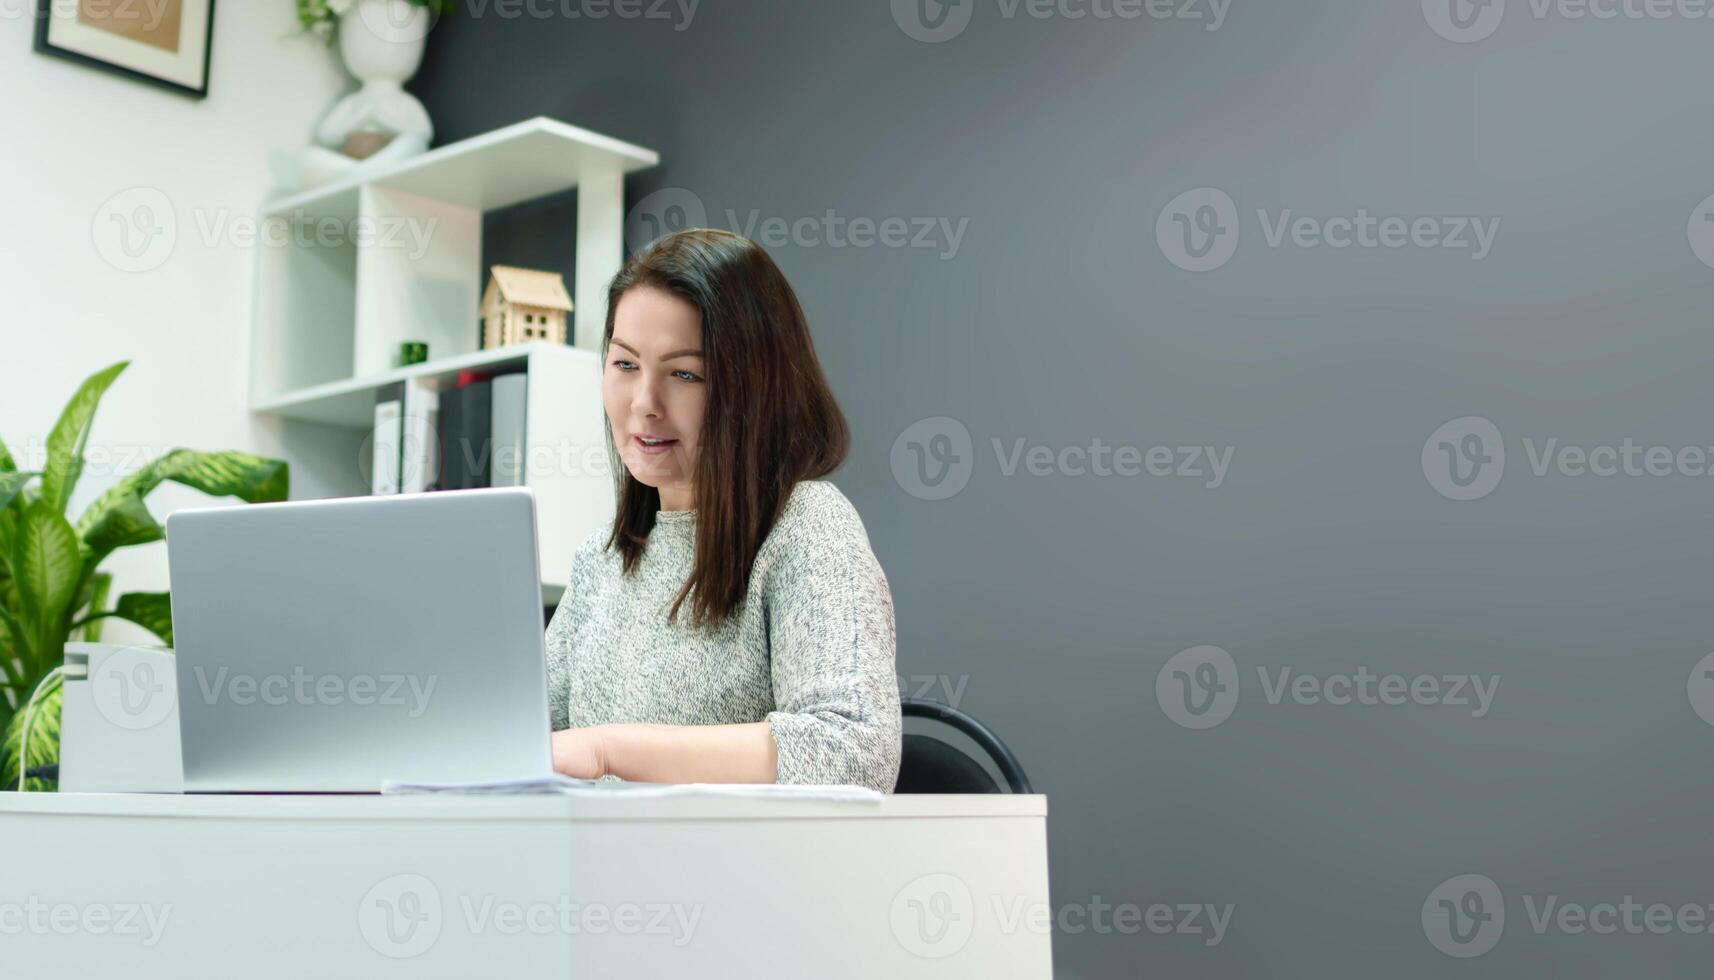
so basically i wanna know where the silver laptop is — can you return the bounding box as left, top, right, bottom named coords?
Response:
left=165, top=487, right=554, bottom=793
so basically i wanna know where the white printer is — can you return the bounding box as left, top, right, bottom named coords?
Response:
left=56, top=642, right=182, bottom=793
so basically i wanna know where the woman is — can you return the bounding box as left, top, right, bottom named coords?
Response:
left=544, top=228, right=902, bottom=793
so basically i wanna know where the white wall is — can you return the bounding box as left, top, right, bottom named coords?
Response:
left=0, top=3, right=352, bottom=645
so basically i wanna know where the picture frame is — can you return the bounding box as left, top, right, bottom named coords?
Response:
left=34, top=0, right=217, bottom=99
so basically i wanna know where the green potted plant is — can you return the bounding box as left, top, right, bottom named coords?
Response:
left=1, top=362, right=289, bottom=790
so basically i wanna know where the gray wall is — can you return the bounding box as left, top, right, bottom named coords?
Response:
left=415, top=2, right=1714, bottom=976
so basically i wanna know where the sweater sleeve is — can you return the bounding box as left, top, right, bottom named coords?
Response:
left=544, top=527, right=604, bottom=732
left=544, top=593, right=574, bottom=733
left=763, top=498, right=903, bottom=793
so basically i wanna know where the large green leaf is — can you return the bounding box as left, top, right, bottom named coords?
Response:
left=76, top=572, right=112, bottom=643
left=13, top=502, right=81, bottom=669
left=40, top=361, right=128, bottom=515
left=1, top=673, right=61, bottom=791
left=0, top=494, right=18, bottom=572
left=0, top=433, right=14, bottom=472
left=77, top=449, right=288, bottom=537
left=0, top=470, right=32, bottom=515
left=0, top=542, right=17, bottom=628
left=115, top=591, right=173, bottom=646
left=79, top=491, right=164, bottom=568
left=0, top=475, right=23, bottom=586
left=0, top=605, right=21, bottom=689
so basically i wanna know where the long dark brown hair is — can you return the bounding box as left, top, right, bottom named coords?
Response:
left=602, top=228, right=849, bottom=629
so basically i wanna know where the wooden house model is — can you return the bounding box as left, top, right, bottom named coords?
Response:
left=481, top=265, right=573, bottom=348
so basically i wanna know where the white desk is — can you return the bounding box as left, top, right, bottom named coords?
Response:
left=1, top=792, right=1051, bottom=977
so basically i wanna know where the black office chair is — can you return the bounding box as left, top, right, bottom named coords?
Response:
left=893, top=697, right=1033, bottom=794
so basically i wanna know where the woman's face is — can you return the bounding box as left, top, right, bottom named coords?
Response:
left=603, top=286, right=707, bottom=510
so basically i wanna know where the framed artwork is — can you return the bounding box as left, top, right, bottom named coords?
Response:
left=34, top=0, right=216, bottom=99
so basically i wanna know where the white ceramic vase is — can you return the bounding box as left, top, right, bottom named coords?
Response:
left=339, top=0, right=430, bottom=86
left=288, top=0, right=435, bottom=190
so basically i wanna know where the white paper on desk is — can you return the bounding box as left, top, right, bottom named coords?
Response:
left=380, top=773, right=883, bottom=804
left=380, top=774, right=603, bottom=795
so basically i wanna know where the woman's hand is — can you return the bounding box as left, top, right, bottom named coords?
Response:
left=550, top=726, right=609, bottom=779
left=570, top=721, right=778, bottom=785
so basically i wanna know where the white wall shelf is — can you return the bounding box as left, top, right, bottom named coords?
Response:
left=262, top=117, right=659, bottom=222
left=249, top=117, right=657, bottom=603
left=253, top=342, right=542, bottom=426
left=250, top=116, right=658, bottom=406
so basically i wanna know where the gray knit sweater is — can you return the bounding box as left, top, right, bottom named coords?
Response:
left=544, top=480, right=902, bottom=793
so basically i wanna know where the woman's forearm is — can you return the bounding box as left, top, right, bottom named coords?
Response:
left=597, top=721, right=778, bottom=784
